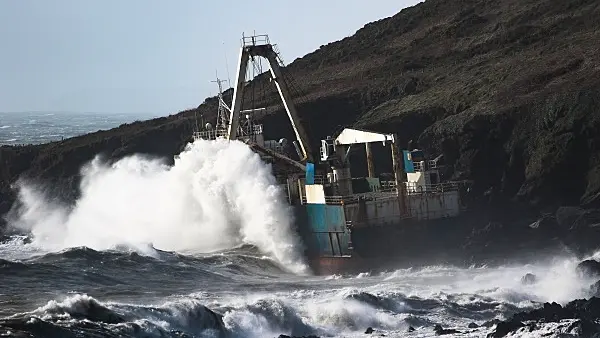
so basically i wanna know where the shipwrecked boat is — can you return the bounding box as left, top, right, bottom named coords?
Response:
left=193, top=34, right=470, bottom=274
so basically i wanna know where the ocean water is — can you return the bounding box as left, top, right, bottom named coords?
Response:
left=0, top=111, right=162, bottom=145
left=0, top=127, right=598, bottom=337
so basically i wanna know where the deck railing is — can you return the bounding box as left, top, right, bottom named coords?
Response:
left=412, top=160, right=439, bottom=171
left=193, top=123, right=264, bottom=142
left=193, top=129, right=227, bottom=141
left=242, top=34, right=270, bottom=47
left=297, top=175, right=326, bottom=185
left=405, top=181, right=459, bottom=194
left=298, top=181, right=461, bottom=205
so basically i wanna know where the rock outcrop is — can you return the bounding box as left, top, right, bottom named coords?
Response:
left=576, top=259, right=600, bottom=278
left=520, top=273, right=537, bottom=285
left=487, top=298, right=600, bottom=337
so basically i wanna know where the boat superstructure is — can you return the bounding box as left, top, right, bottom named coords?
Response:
left=282, top=128, right=465, bottom=274
left=193, top=34, right=307, bottom=169
left=194, top=34, right=468, bottom=275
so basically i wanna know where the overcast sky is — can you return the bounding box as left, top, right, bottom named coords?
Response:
left=0, top=0, right=420, bottom=115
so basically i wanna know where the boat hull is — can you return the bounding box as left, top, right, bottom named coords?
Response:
left=294, top=206, right=476, bottom=276
left=307, top=256, right=362, bottom=276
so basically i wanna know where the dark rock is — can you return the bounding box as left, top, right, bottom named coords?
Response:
left=556, top=206, right=586, bottom=229
left=482, top=319, right=501, bottom=328
left=576, top=260, right=600, bottom=278
left=527, top=215, right=558, bottom=233
left=589, top=280, right=600, bottom=297
left=467, top=322, right=479, bottom=328
left=407, top=326, right=415, bottom=332
left=487, top=320, right=524, bottom=338
left=433, top=324, right=460, bottom=335
left=488, top=297, right=600, bottom=337
left=566, top=319, right=600, bottom=337
left=512, top=301, right=566, bottom=322
left=277, top=335, right=320, bottom=338
left=555, top=207, right=600, bottom=255
left=564, top=297, right=600, bottom=321
left=557, top=207, right=600, bottom=230
left=520, top=273, right=537, bottom=285
left=365, top=327, right=374, bottom=334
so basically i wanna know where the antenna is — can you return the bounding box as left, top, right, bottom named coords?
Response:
left=211, top=75, right=231, bottom=132
left=223, top=41, right=232, bottom=88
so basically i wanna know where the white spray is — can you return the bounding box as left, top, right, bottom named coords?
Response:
left=7, top=138, right=308, bottom=274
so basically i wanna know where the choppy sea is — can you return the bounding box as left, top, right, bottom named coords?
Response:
left=0, top=112, right=598, bottom=337
left=0, top=111, right=161, bottom=145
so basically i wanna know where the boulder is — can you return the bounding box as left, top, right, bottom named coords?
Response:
left=590, top=280, right=600, bottom=297
left=434, top=324, right=460, bottom=335
left=487, top=297, right=600, bottom=337
left=486, top=320, right=524, bottom=338
left=556, top=206, right=585, bottom=229
left=576, top=260, right=600, bottom=278
left=520, top=273, right=537, bottom=285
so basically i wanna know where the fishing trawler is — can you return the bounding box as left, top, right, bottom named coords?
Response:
left=193, top=34, right=469, bottom=275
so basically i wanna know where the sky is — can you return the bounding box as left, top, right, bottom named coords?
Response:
left=0, top=0, right=420, bottom=116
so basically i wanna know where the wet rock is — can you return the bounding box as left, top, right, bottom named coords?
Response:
left=566, top=319, right=600, bottom=336
left=556, top=206, right=586, bottom=229
left=557, top=207, right=600, bottom=230
left=468, top=322, right=479, bottom=328
left=564, top=297, right=600, bottom=320
left=576, top=260, right=600, bottom=278
left=527, top=214, right=559, bottom=234
left=487, top=297, right=600, bottom=337
left=520, top=273, right=537, bottom=285
left=512, top=301, right=566, bottom=322
left=482, top=319, right=501, bottom=327
left=525, top=322, right=537, bottom=332
left=589, top=280, right=600, bottom=297
left=487, top=320, right=524, bottom=338
left=365, top=327, right=374, bottom=334
left=433, top=324, right=460, bottom=335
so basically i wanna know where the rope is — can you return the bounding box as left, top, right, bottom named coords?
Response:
left=277, top=59, right=318, bottom=142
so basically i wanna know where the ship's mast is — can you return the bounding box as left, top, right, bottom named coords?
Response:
left=226, top=34, right=314, bottom=163
left=211, top=76, right=230, bottom=134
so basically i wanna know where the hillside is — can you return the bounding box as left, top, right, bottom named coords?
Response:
left=2, top=0, right=600, bottom=227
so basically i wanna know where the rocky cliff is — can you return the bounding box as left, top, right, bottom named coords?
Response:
left=1, top=0, right=600, bottom=228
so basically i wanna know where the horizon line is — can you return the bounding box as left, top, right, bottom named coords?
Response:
left=0, top=110, right=167, bottom=115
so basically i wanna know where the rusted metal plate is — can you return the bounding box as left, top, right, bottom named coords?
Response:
left=305, top=204, right=351, bottom=256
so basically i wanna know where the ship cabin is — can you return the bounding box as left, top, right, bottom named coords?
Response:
left=285, top=128, right=464, bottom=259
